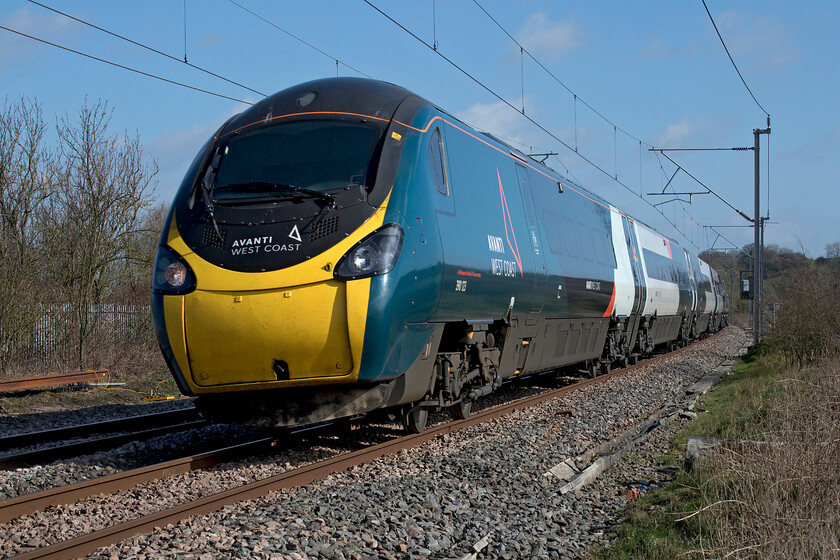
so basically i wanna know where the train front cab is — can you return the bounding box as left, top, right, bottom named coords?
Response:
left=150, top=79, right=448, bottom=427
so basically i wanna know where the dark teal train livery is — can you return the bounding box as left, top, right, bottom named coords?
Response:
left=152, top=78, right=728, bottom=432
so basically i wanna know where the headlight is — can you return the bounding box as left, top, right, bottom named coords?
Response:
left=165, top=262, right=188, bottom=287
left=334, top=224, right=404, bottom=280
left=153, top=246, right=196, bottom=294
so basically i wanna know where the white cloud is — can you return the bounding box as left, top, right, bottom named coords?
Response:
left=652, top=118, right=697, bottom=149
left=455, top=95, right=547, bottom=150
left=717, top=10, right=799, bottom=70
left=651, top=114, right=742, bottom=150
left=515, top=12, right=583, bottom=60
left=1, top=6, right=72, bottom=35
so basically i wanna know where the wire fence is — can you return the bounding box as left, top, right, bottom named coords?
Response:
left=1, top=303, right=154, bottom=373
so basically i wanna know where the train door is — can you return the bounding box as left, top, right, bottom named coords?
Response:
left=429, top=126, right=455, bottom=216
left=684, top=249, right=697, bottom=311
left=621, top=216, right=647, bottom=354
left=693, top=257, right=708, bottom=313
left=514, top=163, right=547, bottom=312
left=420, top=125, right=456, bottom=322
left=682, top=248, right=697, bottom=339
left=621, top=216, right=646, bottom=314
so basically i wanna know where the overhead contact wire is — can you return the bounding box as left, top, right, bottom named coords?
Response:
left=27, top=0, right=266, bottom=97
left=0, top=25, right=253, bottom=105
left=701, top=0, right=770, bottom=117
left=363, top=0, right=702, bottom=251
left=363, top=1, right=619, bottom=187
left=656, top=151, right=752, bottom=222
left=473, top=0, right=703, bottom=249
left=227, top=0, right=374, bottom=80
left=471, top=0, right=651, bottom=148
left=471, top=1, right=724, bottom=250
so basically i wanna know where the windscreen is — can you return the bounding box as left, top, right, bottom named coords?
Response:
left=212, top=120, right=384, bottom=201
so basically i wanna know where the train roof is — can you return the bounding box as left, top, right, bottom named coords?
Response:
left=218, top=78, right=700, bottom=259
left=219, top=77, right=421, bottom=139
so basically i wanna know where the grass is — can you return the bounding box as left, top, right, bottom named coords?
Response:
left=594, top=335, right=840, bottom=559
left=671, top=340, right=784, bottom=447
left=592, top=341, right=785, bottom=560
left=0, top=345, right=183, bottom=415
left=652, top=454, right=679, bottom=467
left=600, top=478, right=711, bottom=560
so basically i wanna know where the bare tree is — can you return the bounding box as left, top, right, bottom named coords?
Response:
left=40, top=100, right=157, bottom=368
left=0, top=97, right=57, bottom=371
left=826, top=242, right=840, bottom=259
left=114, top=201, right=169, bottom=304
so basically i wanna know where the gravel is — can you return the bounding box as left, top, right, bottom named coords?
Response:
left=0, top=327, right=750, bottom=559
left=0, top=399, right=195, bottom=436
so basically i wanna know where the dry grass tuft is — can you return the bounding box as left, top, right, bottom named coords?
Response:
left=689, top=262, right=840, bottom=558
left=694, top=360, right=840, bottom=558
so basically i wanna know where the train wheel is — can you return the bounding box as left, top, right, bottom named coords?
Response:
left=403, top=407, right=428, bottom=433
left=600, top=362, right=611, bottom=375
left=451, top=399, right=472, bottom=420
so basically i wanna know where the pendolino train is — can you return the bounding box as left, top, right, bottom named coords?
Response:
left=152, top=78, right=728, bottom=432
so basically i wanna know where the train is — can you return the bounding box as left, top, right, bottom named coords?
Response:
left=151, top=77, right=728, bottom=432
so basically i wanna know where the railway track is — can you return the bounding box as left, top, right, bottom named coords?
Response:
left=0, top=408, right=204, bottom=470
left=1, top=335, right=723, bottom=560
left=0, top=437, right=277, bottom=525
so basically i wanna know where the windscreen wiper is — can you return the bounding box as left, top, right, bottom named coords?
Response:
left=201, top=151, right=223, bottom=241
left=216, top=181, right=337, bottom=209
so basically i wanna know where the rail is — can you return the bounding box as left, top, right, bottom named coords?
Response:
left=3, top=334, right=723, bottom=560
left=0, top=438, right=276, bottom=525
left=0, top=370, right=109, bottom=393
left=0, top=419, right=207, bottom=470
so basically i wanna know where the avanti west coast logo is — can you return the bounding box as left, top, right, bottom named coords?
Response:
left=230, top=225, right=302, bottom=255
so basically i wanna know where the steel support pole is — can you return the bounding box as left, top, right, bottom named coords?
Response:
left=760, top=216, right=765, bottom=333
left=753, top=124, right=771, bottom=344
left=754, top=128, right=760, bottom=344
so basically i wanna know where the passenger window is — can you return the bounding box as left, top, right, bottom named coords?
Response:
left=515, top=164, right=537, bottom=227
left=543, top=210, right=563, bottom=255
left=562, top=217, right=579, bottom=258
left=428, top=128, right=448, bottom=195
left=590, top=228, right=605, bottom=264
left=579, top=224, right=594, bottom=261
left=605, top=231, right=617, bottom=267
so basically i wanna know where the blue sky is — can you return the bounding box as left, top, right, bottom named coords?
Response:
left=2, top=1, right=837, bottom=257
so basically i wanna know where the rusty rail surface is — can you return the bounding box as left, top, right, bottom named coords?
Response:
left=0, top=370, right=109, bottom=393
left=0, top=407, right=200, bottom=451
left=6, top=333, right=725, bottom=560
left=0, top=419, right=207, bottom=471
left=0, top=438, right=277, bottom=525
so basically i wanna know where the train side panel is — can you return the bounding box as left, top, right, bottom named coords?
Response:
left=151, top=77, right=730, bottom=430
left=634, top=224, right=693, bottom=344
